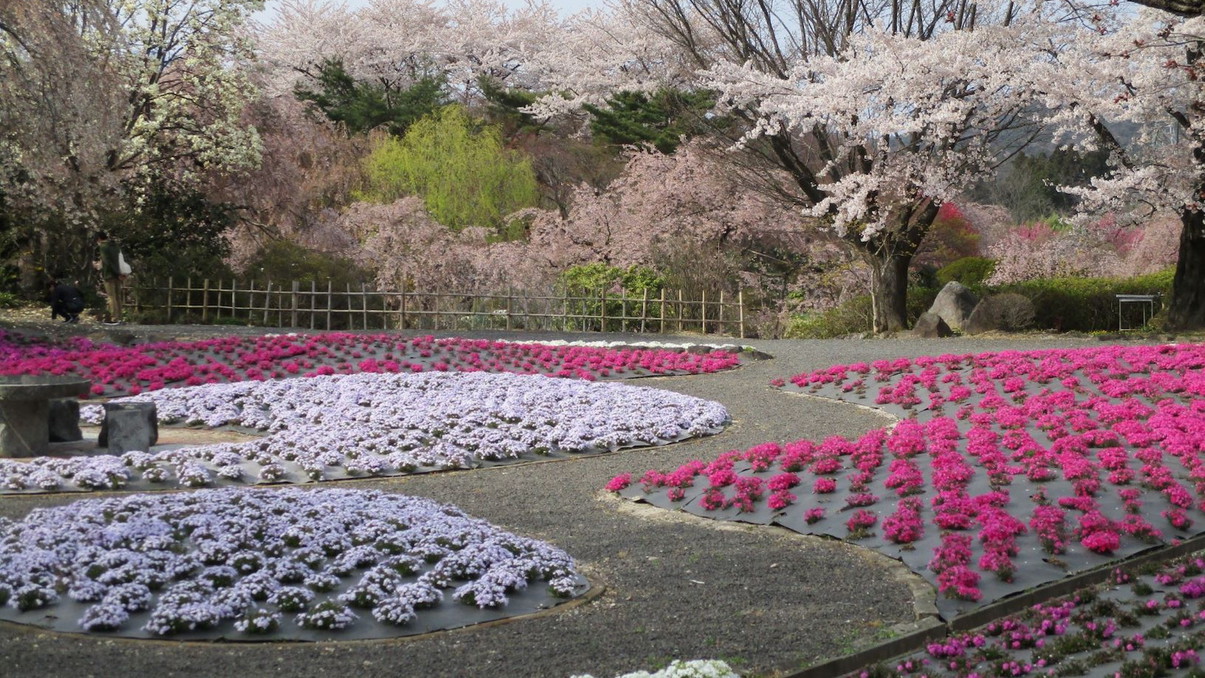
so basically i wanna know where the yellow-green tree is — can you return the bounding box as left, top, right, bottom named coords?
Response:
left=361, top=105, right=539, bottom=234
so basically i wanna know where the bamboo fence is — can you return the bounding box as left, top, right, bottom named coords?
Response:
left=124, top=278, right=747, bottom=337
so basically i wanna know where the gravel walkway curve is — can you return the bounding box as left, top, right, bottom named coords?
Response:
left=0, top=327, right=1127, bottom=677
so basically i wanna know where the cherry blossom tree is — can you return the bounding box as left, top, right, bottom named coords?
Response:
left=257, top=0, right=564, bottom=101
left=2, top=0, right=263, bottom=286
left=517, top=140, right=861, bottom=308
left=1036, top=5, right=1205, bottom=328
left=215, top=92, right=368, bottom=270
left=528, top=0, right=1070, bottom=332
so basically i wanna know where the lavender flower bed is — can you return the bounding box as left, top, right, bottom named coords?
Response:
left=853, top=553, right=1205, bottom=677
left=1, top=371, right=728, bottom=493
left=0, top=487, right=587, bottom=640
left=612, top=344, right=1205, bottom=620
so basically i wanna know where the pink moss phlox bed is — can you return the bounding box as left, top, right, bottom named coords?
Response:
left=0, top=331, right=740, bottom=397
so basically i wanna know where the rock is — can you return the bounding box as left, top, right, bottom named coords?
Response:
left=926, top=282, right=980, bottom=331
left=963, top=301, right=998, bottom=335
left=964, top=293, right=1036, bottom=335
left=48, top=398, right=82, bottom=443
left=912, top=312, right=953, bottom=338
left=741, top=349, right=774, bottom=361
left=99, top=402, right=159, bottom=452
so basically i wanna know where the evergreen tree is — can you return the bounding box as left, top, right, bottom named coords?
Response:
left=295, top=59, right=448, bottom=137
left=584, top=89, right=719, bottom=153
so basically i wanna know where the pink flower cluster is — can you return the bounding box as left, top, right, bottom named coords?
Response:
left=0, top=331, right=740, bottom=398
left=612, top=342, right=1205, bottom=611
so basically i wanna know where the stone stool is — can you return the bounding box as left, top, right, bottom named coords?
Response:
left=99, top=402, right=159, bottom=454
left=49, top=398, right=83, bottom=442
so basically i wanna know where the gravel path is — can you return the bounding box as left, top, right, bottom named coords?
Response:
left=0, top=327, right=1127, bottom=677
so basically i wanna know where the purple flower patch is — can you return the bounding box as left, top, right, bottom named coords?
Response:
left=0, top=487, right=587, bottom=639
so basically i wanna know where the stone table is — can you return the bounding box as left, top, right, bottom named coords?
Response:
left=0, top=375, right=90, bottom=457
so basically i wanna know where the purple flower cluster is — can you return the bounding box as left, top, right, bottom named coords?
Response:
left=0, top=371, right=726, bottom=493
left=0, top=487, right=582, bottom=637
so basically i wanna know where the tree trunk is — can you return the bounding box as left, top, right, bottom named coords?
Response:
left=869, top=252, right=913, bottom=333
left=1165, top=207, right=1205, bottom=330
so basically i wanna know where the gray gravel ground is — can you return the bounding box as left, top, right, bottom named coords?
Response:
left=0, top=328, right=1132, bottom=678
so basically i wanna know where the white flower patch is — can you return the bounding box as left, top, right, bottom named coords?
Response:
left=4, top=372, right=727, bottom=493
left=0, top=487, right=586, bottom=639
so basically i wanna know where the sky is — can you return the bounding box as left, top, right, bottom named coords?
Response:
left=255, top=0, right=600, bottom=25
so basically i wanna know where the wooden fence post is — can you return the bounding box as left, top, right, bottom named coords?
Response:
left=326, top=279, right=332, bottom=330
left=361, top=283, right=369, bottom=329
left=166, top=276, right=174, bottom=322
left=677, top=290, right=683, bottom=334
left=399, top=286, right=407, bottom=330
left=622, top=289, right=630, bottom=332
left=202, top=279, right=210, bottom=322
left=719, top=291, right=725, bottom=335
left=289, top=281, right=299, bottom=328
left=247, top=280, right=255, bottom=326
left=640, top=288, right=648, bottom=333
left=506, top=288, right=513, bottom=331
left=738, top=288, right=745, bottom=339
left=600, top=288, right=607, bottom=332
left=701, top=290, right=707, bottom=334
left=313, top=281, right=322, bottom=332
left=659, top=289, right=666, bottom=333
left=262, top=281, right=271, bottom=326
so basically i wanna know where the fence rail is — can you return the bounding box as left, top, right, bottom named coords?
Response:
left=125, top=278, right=746, bottom=337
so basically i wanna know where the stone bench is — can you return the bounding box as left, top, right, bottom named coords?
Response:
left=0, top=376, right=90, bottom=457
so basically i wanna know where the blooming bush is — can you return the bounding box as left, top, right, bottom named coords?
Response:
left=0, top=487, right=585, bottom=638
left=1, top=371, right=727, bottom=493
left=0, top=331, right=741, bottom=398
left=612, top=343, right=1205, bottom=617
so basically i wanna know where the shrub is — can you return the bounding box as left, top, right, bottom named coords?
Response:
left=785, top=286, right=941, bottom=339
left=993, top=268, right=1173, bottom=332
left=784, top=295, right=873, bottom=338
left=937, top=257, right=996, bottom=289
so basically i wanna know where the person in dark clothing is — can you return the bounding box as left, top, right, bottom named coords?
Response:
left=49, top=276, right=86, bottom=323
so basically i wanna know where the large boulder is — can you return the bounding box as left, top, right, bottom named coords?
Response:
left=964, top=293, right=1037, bottom=335
left=926, top=282, right=980, bottom=331
left=912, top=312, right=953, bottom=338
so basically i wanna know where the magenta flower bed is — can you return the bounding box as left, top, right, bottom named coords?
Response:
left=853, top=555, right=1205, bottom=677
left=0, top=331, right=740, bottom=398
left=610, top=343, right=1205, bottom=619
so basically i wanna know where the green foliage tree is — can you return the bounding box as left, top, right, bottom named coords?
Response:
left=295, top=59, right=448, bottom=137
left=107, top=178, right=237, bottom=285
left=584, top=89, right=719, bottom=154
left=360, top=105, right=540, bottom=234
